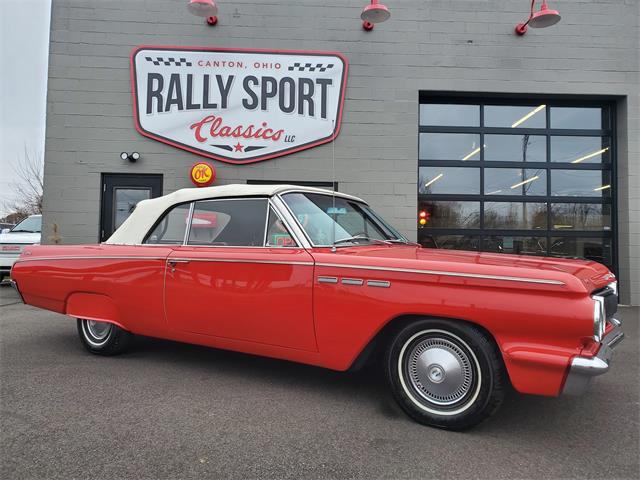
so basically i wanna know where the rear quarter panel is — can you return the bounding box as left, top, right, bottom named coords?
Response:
left=12, top=244, right=172, bottom=335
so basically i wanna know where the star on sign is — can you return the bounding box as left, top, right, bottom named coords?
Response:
left=234, top=142, right=244, bottom=152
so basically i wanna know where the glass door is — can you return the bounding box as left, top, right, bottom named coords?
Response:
left=100, top=173, right=163, bottom=242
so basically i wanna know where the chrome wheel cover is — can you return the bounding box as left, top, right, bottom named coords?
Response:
left=398, top=329, right=482, bottom=416
left=83, top=320, right=112, bottom=346
left=407, top=337, right=473, bottom=405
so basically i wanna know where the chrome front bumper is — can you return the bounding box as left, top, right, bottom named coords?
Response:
left=562, top=317, right=624, bottom=395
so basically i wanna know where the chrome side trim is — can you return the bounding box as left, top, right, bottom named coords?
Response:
left=367, top=280, right=391, bottom=288
left=562, top=319, right=624, bottom=395
left=169, top=258, right=314, bottom=267
left=315, top=263, right=565, bottom=285
left=317, top=276, right=338, bottom=284
left=341, top=278, right=364, bottom=286
left=15, top=256, right=167, bottom=262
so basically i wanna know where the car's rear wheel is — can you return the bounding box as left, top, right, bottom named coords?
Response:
left=385, top=319, right=506, bottom=430
left=77, top=319, right=131, bottom=355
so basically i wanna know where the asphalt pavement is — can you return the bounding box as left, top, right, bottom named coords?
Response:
left=1, top=281, right=638, bottom=479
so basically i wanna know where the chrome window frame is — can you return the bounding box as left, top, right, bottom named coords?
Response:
left=275, top=190, right=403, bottom=248
left=177, top=196, right=307, bottom=249
left=141, top=201, right=193, bottom=246
left=140, top=190, right=375, bottom=250
left=265, top=203, right=300, bottom=248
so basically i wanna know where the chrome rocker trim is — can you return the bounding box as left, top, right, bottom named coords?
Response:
left=562, top=318, right=624, bottom=396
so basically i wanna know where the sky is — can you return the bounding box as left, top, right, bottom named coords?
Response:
left=0, top=0, right=51, bottom=217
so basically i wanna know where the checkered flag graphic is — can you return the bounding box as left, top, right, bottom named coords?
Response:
left=145, top=57, right=193, bottom=67
left=288, top=62, right=334, bottom=72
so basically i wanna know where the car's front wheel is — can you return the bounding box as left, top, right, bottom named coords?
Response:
left=386, top=319, right=506, bottom=430
left=77, top=319, right=131, bottom=355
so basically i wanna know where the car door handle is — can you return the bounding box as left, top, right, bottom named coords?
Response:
left=167, top=259, right=190, bottom=272
left=168, top=259, right=191, bottom=265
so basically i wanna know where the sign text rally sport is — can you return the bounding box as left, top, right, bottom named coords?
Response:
left=132, top=47, right=348, bottom=164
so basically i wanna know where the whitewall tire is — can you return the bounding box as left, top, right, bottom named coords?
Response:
left=77, top=319, right=132, bottom=356
left=386, top=319, right=506, bottom=430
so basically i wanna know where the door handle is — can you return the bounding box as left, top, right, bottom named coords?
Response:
left=167, top=259, right=190, bottom=272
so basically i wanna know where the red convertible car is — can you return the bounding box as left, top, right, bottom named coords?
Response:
left=11, top=185, right=623, bottom=429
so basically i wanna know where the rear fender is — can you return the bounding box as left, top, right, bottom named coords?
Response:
left=65, top=293, right=128, bottom=331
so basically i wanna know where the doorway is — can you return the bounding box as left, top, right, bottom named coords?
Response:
left=100, top=173, right=163, bottom=242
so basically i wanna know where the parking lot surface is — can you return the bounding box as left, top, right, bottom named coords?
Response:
left=1, top=282, right=639, bottom=479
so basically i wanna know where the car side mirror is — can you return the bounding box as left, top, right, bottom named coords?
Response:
left=1, top=228, right=9, bottom=234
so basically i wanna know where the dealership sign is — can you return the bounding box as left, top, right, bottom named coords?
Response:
left=131, top=46, right=348, bottom=164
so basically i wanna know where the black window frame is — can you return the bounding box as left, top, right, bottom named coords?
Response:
left=417, top=94, right=617, bottom=275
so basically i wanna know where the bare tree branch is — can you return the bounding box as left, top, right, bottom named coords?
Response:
left=1, top=147, right=44, bottom=222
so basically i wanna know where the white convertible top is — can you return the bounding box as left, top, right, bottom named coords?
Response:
left=106, top=184, right=365, bottom=245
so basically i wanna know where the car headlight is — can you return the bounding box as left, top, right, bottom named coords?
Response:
left=607, top=281, right=618, bottom=296
left=592, top=296, right=606, bottom=342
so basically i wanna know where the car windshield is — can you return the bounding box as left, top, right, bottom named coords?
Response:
left=281, top=192, right=407, bottom=246
left=11, top=216, right=42, bottom=233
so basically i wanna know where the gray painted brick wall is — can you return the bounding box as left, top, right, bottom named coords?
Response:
left=43, top=0, right=639, bottom=304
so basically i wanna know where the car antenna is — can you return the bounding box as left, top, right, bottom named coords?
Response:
left=331, top=119, right=337, bottom=253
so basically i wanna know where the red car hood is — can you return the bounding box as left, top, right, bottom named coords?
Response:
left=323, top=245, right=614, bottom=294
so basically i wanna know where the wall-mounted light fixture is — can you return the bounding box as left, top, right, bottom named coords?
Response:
left=187, top=0, right=218, bottom=26
left=361, top=0, right=391, bottom=31
left=515, top=0, right=561, bottom=36
left=121, top=152, right=140, bottom=163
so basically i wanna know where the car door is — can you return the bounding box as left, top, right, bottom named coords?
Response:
left=163, top=197, right=317, bottom=352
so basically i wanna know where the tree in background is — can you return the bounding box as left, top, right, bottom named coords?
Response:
left=1, top=149, right=43, bottom=224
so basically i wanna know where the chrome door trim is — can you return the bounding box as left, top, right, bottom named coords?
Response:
left=341, top=278, right=364, bottom=286
left=317, top=276, right=338, bottom=284
left=15, top=256, right=167, bottom=262
left=168, top=257, right=314, bottom=267
left=315, top=263, right=565, bottom=285
left=367, top=280, right=391, bottom=288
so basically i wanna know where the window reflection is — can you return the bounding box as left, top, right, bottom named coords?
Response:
left=484, top=135, right=546, bottom=162
left=482, top=236, right=547, bottom=256
left=419, top=167, right=480, bottom=194
left=549, top=237, right=612, bottom=266
left=114, top=188, right=151, bottom=230
left=419, top=133, right=481, bottom=160
left=484, top=168, right=547, bottom=196
left=551, top=203, right=611, bottom=231
left=484, top=202, right=547, bottom=230
left=418, top=99, right=614, bottom=269
left=551, top=136, right=610, bottom=163
left=550, top=107, right=608, bottom=130
left=551, top=170, right=612, bottom=197
left=188, top=199, right=268, bottom=246
left=420, top=104, right=479, bottom=127
left=418, top=201, right=480, bottom=229
left=485, top=105, right=546, bottom=128
left=420, top=235, right=480, bottom=251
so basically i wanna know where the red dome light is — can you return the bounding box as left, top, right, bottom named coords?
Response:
left=515, top=1, right=561, bottom=36
left=187, top=0, right=218, bottom=18
left=529, top=3, right=561, bottom=28
left=361, top=1, right=390, bottom=31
